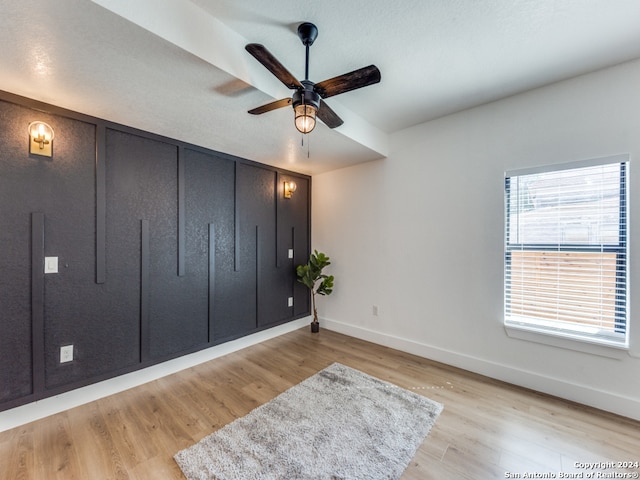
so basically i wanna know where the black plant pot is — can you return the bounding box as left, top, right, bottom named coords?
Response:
left=310, top=322, right=320, bottom=333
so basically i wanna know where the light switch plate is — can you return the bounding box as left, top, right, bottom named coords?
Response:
left=288, top=249, right=294, bottom=259
left=45, top=256, right=58, bottom=274
left=60, top=345, right=73, bottom=363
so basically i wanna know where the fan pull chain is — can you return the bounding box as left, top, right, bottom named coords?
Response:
left=301, top=133, right=310, bottom=158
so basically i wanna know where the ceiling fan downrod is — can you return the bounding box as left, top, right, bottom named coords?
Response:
left=297, top=22, right=318, bottom=81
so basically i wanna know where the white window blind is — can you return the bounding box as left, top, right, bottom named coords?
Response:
left=504, top=157, right=628, bottom=346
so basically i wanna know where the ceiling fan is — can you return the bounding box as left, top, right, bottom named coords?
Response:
left=246, top=22, right=381, bottom=134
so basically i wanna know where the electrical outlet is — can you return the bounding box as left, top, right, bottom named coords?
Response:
left=288, top=297, right=294, bottom=307
left=372, top=305, right=379, bottom=316
left=288, top=249, right=294, bottom=259
left=60, top=345, right=73, bottom=363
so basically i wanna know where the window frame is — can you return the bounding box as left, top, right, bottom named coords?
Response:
left=503, top=155, right=629, bottom=351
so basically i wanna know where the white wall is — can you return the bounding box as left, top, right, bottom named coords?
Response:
left=313, top=58, right=640, bottom=420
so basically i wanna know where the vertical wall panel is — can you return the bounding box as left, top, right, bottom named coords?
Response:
left=140, top=219, right=150, bottom=362
left=31, top=213, right=45, bottom=396
left=0, top=101, right=38, bottom=404
left=255, top=225, right=261, bottom=327
left=95, top=123, right=106, bottom=284
left=182, top=149, right=239, bottom=342
left=0, top=108, right=108, bottom=393
left=43, top=117, right=125, bottom=391
left=279, top=175, right=311, bottom=318
left=214, top=161, right=259, bottom=338
left=208, top=223, right=216, bottom=343
left=234, top=161, right=240, bottom=272
left=177, top=146, right=186, bottom=277
left=105, top=131, right=208, bottom=361
left=237, top=164, right=276, bottom=329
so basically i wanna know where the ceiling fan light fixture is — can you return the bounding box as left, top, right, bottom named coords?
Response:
left=294, top=103, right=317, bottom=134
left=293, top=83, right=321, bottom=134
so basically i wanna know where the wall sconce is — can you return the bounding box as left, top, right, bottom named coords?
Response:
left=284, top=180, right=297, bottom=199
left=28, top=121, right=54, bottom=157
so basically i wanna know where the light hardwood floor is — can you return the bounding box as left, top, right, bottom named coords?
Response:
left=1, top=328, right=639, bottom=479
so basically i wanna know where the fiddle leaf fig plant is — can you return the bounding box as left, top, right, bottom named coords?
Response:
left=296, top=250, right=334, bottom=326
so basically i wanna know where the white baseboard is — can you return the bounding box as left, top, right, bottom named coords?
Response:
left=322, top=317, right=640, bottom=422
left=0, top=318, right=310, bottom=433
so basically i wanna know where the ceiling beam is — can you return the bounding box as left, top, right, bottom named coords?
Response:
left=90, top=0, right=388, bottom=157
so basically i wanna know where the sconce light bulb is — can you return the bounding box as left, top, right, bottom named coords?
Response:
left=284, top=180, right=297, bottom=199
left=28, top=121, right=54, bottom=156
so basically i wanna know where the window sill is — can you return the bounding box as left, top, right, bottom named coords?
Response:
left=504, top=323, right=629, bottom=359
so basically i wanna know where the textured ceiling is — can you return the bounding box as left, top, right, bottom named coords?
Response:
left=1, top=0, right=640, bottom=174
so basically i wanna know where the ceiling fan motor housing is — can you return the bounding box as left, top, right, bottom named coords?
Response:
left=292, top=80, right=320, bottom=110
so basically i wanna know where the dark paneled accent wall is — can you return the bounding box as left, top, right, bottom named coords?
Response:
left=0, top=92, right=310, bottom=411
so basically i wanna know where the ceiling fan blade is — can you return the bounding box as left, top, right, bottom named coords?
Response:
left=316, top=99, right=343, bottom=129
left=245, top=44, right=302, bottom=90
left=314, top=65, right=381, bottom=99
left=248, top=97, right=292, bottom=115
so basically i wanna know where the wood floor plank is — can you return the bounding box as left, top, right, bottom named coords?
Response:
left=64, top=402, right=129, bottom=480
left=1, top=327, right=639, bottom=479
left=0, top=426, right=34, bottom=480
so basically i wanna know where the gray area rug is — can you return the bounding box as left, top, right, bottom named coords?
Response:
left=174, top=362, right=443, bottom=479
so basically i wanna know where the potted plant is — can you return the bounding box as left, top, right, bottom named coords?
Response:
left=296, top=250, right=334, bottom=333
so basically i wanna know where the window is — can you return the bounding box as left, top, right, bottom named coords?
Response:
left=504, top=156, right=628, bottom=347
